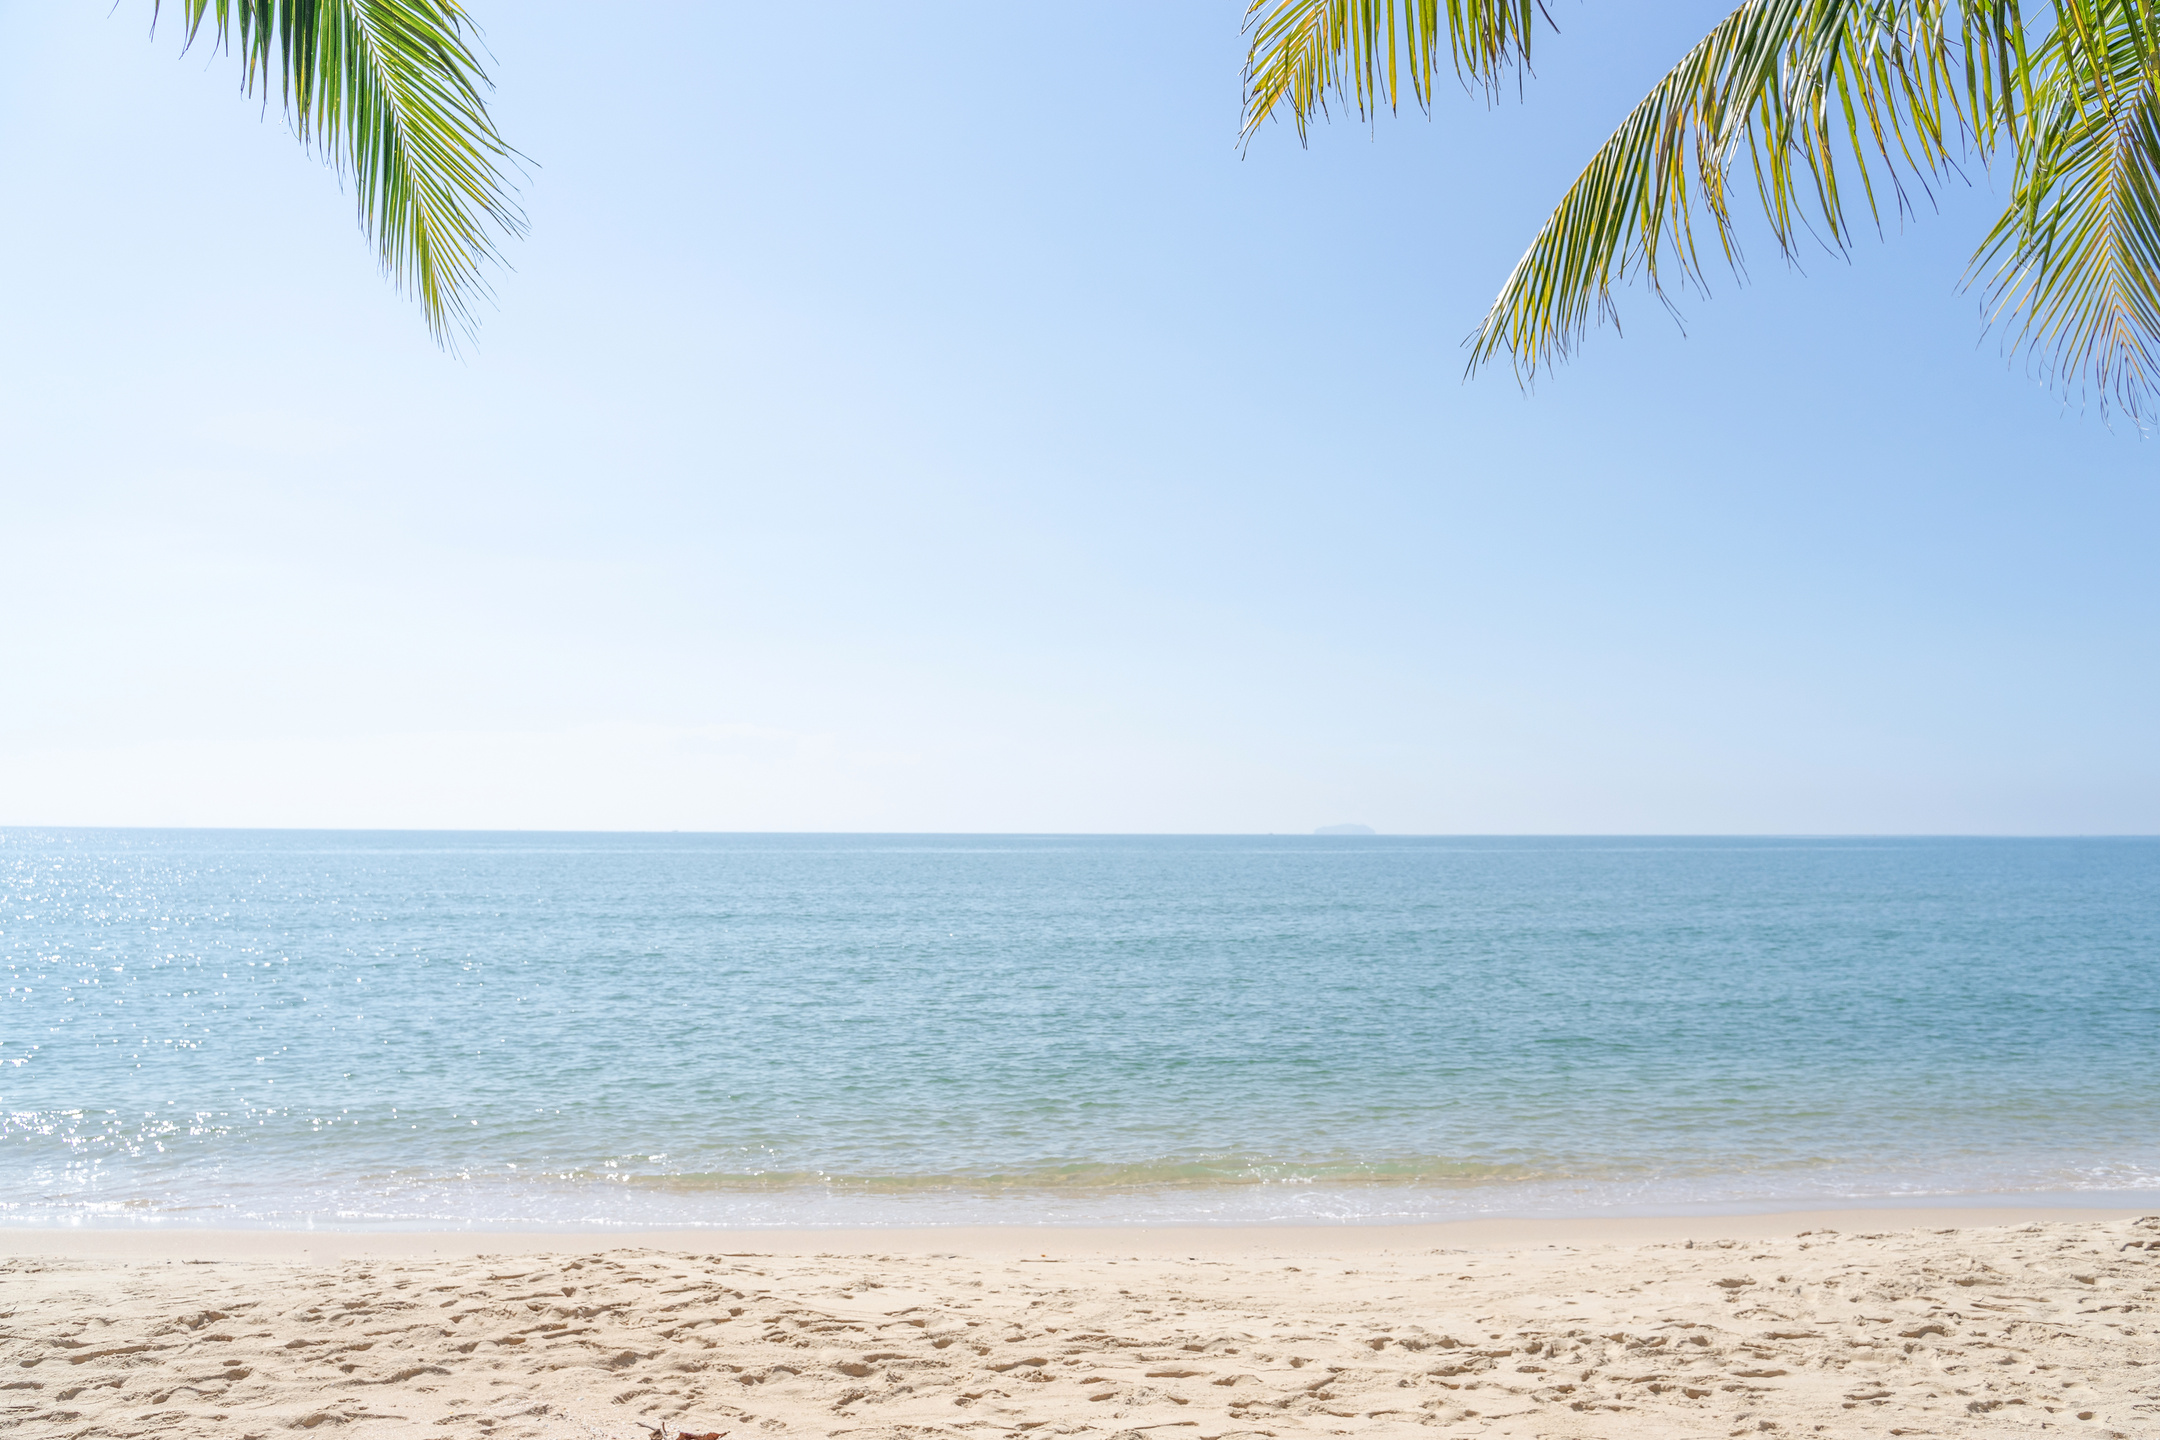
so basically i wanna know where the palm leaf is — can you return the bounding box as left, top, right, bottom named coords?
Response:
left=1464, top=0, right=2018, bottom=377
left=1975, top=0, right=2160, bottom=415
left=1241, top=0, right=1549, bottom=143
left=160, top=0, right=524, bottom=344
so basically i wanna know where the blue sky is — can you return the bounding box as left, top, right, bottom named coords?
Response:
left=0, top=1, right=2154, bottom=833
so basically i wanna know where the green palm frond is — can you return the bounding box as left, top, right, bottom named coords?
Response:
left=1465, top=0, right=2016, bottom=377
left=1976, top=0, right=2160, bottom=414
left=160, top=0, right=524, bottom=344
left=1241, top=0, right=1548, bottom=143
left=1240, top=0, right=2160, bottom=414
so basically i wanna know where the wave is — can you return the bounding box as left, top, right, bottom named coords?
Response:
left=599, top=1154, right=1546, bottom=1194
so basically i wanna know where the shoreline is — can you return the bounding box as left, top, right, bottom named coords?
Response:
left=6, top=1201, right=2150, bottom=1261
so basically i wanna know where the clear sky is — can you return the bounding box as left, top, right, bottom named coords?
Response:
left=1, top=2, right=2154, bottom=834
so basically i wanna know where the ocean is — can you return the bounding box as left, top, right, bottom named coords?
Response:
left=2, top=830, right=2154, bottom=1230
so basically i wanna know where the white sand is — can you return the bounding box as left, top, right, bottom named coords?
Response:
left=3, top=1208, right=2154, bottom=1439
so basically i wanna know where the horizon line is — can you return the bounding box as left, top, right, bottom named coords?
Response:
left=3, top=825, right=2156, bottom=840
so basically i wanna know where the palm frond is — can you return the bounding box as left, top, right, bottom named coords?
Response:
left=1241, top=0, right=1548, bottom=143
left=159, top=0, right=524, bottom=344
left=1465, top=0, right=2024, bottom=378
left=1975, top=0, right=2160, bottom=415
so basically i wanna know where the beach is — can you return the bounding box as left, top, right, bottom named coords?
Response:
left=7, top=1207, right=2155, bottom=1439
left=8, top=835, right=2157, bottom=1437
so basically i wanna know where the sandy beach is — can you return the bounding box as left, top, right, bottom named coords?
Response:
left=4, top=1207, right=2153, bottom=1439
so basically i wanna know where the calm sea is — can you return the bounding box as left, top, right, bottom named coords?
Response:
left=2, top=831, right=2154, bottom=1229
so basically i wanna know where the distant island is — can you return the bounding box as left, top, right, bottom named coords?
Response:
left=1313, top=823, right=1376, bottom=836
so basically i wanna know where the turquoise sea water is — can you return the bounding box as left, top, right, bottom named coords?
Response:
left=1, top=830, right=2155, bottom=1229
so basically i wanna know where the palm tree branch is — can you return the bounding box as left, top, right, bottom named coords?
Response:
left=1974, top=0, right=2160, bottom=414
left=1465, top=0, right=2007, bottom=378
left=160, top=0, right=524, bottom=344
left=1241, top=0, right=1548, bottom=144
